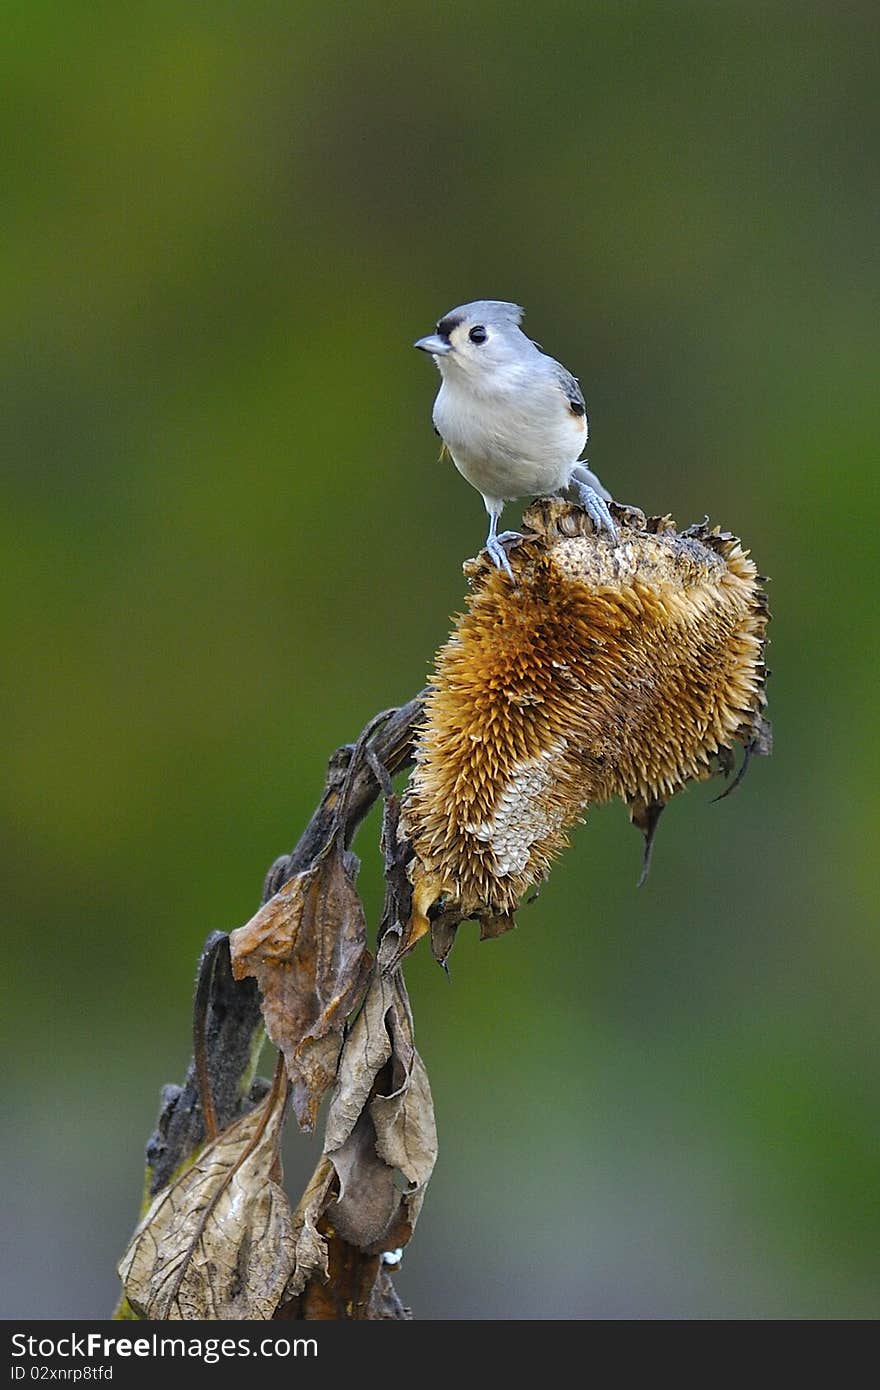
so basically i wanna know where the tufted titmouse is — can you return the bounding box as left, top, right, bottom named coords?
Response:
left=414, top=300, right=617, bottom=577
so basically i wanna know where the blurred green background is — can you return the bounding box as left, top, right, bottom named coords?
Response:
left=3, top=0, right=878, bottom=1320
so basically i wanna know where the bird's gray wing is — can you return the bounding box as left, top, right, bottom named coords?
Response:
left=549, top=358, right=588, bottom=422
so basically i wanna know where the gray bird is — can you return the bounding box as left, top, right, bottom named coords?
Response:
left=414, top=300, right=617, bottom=577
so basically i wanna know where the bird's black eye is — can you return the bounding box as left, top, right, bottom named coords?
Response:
left=469, top=325, right=488, bottom=344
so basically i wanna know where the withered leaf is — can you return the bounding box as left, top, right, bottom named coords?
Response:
left=326, top=1111, right=400, bottom=1251
left=323, top=970, right=437, bottom=1254
left=628, top=796, right=666, bottom=886
left=229, top=835, right=371, bottom=1130
left=325, top=970, right=400, bottom=1145
left=118, top=1079, right=294, bottom=1320
left=371, top=1048, right=435, bottom=1190
left=282, top=1156, right=336, bottom=1299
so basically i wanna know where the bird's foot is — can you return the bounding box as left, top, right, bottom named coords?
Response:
left=485, top=532, right=516, bottom=580
left=575, top=483, right=618, bottom=543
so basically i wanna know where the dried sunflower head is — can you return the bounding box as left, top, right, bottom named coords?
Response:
left=399, top=499, right=771, bottom=961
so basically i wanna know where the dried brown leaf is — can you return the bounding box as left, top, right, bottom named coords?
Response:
left=372, top=1049, right=435, bottom=1190
left=283, top=1157, right=336, bottom=1299
left=323, top=970, right=437, bottom=1253
left=325, top=971, right=398, bottom=1149
left=326, top=1111, right=400, bottom=1250
left=229, top=837, right=371, bottom=1129
left=118, top=1080, right=293, bottom=1320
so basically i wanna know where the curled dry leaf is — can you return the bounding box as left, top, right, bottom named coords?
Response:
left=400, top=498, right=772, bottom=958
left=325, top=1111, right=400, bottom=1251
left=229, top=835, right=371, bottom=1130
left=323, top=969, right=437, bottom=1254
left=282, top=1156, right=337, bottom=1300
left=118, top=1076, right=294, bottom=1320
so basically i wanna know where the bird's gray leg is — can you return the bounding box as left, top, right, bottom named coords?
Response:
left=571, top=464, right=612, bottom=501
left=484, top=501, right=516, bottom=580
left=570, top=464, right=618, bottom=543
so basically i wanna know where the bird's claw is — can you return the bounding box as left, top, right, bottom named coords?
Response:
left=486, top=533, right=516, bottom=580
left=576, top=483, right=618, bottom=543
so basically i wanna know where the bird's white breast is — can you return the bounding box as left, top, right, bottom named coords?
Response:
left=433, top=370, right=586, bottom=503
